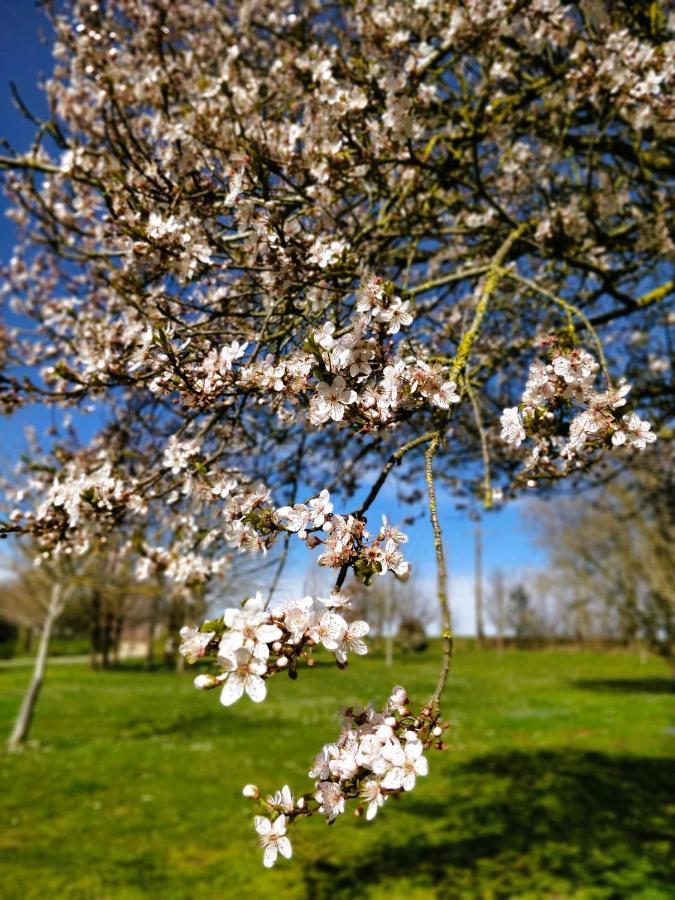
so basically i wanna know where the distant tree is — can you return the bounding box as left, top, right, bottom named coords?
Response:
left=396, top=617, right=428, bottom=653
left=531, top=444, right=674, bottom=668
left=487, top=568, right=507, bottom=652
left=0, top=550, right=75, bottom=751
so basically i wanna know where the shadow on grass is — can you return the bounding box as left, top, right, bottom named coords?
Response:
left=571, top=678, right=674, bottom=695
left=303, top=750, right=675, bottom=899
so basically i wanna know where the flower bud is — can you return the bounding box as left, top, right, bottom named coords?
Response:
left=242, top=784, right=259, bottom=800
left=432, top=726, right=443, bottom=737
left=193, top=674, right=218, bottom=690
left=272, top=641, right=282, bottom=652
left=276, top=656, right=289, bottom=668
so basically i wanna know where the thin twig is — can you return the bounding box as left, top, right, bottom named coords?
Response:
left=425, top=434, right=453, bottom=709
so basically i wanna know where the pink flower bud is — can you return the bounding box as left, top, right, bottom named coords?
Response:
left=242, top=784, right=259, bottom=799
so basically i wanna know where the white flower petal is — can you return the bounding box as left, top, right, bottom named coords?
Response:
left=256, top=624, right=283, bottom=643
left=245, top=674, right=267, bottom=703
left=277, top=837, right=292, bottom=859
left=253, top=641, right=269, bottom=661
left=248, top=656, right=268, bottom=675
left=220, top=674, right=245, bottom=706
left=381, top=768, right=403, bottom=790
left=415, top=756, right=429, bottom=777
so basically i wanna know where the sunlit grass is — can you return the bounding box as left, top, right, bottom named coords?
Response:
left=1, top=646, right=672, bottom=898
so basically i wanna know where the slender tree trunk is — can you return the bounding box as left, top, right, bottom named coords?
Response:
left=20, top=625, right=34, bottom=656
left=112, top=612, right=124, bottom=666
left=164, top=592, right=184, bottom=670
left=101, top=609, right=114, bottom=668
left=474, top=523, right=485, bottom=648
left=89, top=589, right=102, bottom=669
left=496, top=581, right=504, bottom=656
left=385, top=586, right=393, bottom=668
left=7, top=585, right=63, bottom=752
left=145, top=595, right=159, bottom=669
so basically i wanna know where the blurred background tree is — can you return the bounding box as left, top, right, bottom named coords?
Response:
left=531, top=444, right=674, bottom=669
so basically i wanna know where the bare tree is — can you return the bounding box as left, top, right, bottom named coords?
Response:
left=487, top=569, right=507, bottom=653
left=0, top=552, right=76, bottom=751
left=530, top=444, right=674, bottom=668
left=474, top=523, right=485, bottom=647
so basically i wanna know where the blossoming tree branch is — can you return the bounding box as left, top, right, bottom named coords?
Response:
left=0, top=0, right=672, bottom=867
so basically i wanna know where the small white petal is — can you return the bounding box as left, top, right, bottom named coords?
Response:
left=245, top=675, right=267, bottom=703
left=257, top=624, right=283, bottom=643
left=248, top=656, right=268, bottom=676
left=220, top=675, right=245, bottom=706
left=381, top=769, right=404, bottom=790
left=415, top=756, right=429, bottom=777
left=277, top=836, right=292, bottom=859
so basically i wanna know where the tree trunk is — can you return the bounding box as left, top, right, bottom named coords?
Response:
left=7, top=585, right=63, bottom=752
left=145, top=595, right=159, bottom=669
left=111, top=612, right=125, bottom=666
left=89, top=589, right=102, bottom=669
left=474, top=524, right=485, bottom=648
left=101, top=609, right=114, bottom=668
left=19, top=625, right=34, bottom=656
left=496, top=585, right=504, bottom=656
left=164, top=593, right=184, bottom=670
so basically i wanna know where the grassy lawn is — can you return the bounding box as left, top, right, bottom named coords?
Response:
left=0, top=646, right=673, bottom=899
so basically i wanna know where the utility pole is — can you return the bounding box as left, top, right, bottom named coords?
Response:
left=474, top=522, right=485, bottom=648
left=384, top=584, right=394, bottom=667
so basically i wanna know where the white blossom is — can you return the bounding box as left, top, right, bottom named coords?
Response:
left=254, top=815, right=292, bottom=867
left=218, top=648, right=267, bottom=706
left=178, top=626, right=215, bottom=663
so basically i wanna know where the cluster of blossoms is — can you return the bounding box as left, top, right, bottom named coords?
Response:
left=276, top=495, right=411, bottom=584
left=4, top=451, right=144, bottom=562
left=243, top=686, right=447, bottom=867
left=284, top=277, right=460, bottom=430
left=190, top=276, right=462, bottom=431
left=138, top=276, right=461, bottom=430
left=179, top=591, right=370, bottom=705
left=501, top=345, right=657, bottom=480
left=144, top=210, right=213, bottom=280
left=160, top=441, right=413, bottom=586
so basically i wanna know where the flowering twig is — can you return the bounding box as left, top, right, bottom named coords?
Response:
left=424, top=434, right=453, bottom=710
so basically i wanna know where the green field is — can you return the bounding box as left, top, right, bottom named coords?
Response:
left=0, top=647, right=673, bottom=899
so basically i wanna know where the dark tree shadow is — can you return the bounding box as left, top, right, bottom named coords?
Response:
left=571, top=678, right=674, bottom=695
left=303, top=750, right=675, bottom=899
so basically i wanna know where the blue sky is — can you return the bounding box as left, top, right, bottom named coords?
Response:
left=0, top=4, right=545, bottom=633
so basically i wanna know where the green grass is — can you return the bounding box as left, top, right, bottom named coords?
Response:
left=0, top=646, right=673, bottom=899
